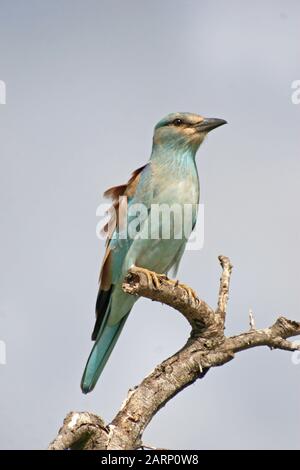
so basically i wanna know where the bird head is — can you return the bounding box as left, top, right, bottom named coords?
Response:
left=153, top=112, right=227, bottom=153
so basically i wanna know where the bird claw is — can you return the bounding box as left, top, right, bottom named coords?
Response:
left=180, top=283, right=199, bottom=304
left=136, top=267, right=162, bottom=289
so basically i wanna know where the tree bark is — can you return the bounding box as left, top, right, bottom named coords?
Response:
left=48, top=256, right=300, bottom=450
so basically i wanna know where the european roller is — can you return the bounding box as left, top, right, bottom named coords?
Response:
left=81, top=112, right=227, bottom=393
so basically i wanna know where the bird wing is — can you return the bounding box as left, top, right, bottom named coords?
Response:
left=167, top=216, right=198, bottom=278
left=92, top=164, right=148, bottom=340
left=168, top=242, right=187, bottom=278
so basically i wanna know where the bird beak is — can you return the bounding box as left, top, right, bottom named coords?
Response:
left=195, top=118, right=227, bottom=133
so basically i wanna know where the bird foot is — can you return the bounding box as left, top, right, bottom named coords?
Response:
left=179, top=283, right=199, bottom=304
left=136, top=267, right=163, bottom=289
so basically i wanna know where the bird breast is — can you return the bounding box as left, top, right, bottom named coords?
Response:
left=152, top=167, right=200, bottom=207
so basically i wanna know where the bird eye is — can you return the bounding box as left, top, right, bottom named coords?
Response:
left=173, top=118, right=183, bottom=126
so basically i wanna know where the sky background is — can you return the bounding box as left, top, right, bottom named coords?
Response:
left=0, top=0, right=299, bottom=450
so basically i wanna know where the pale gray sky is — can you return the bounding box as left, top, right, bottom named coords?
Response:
left=0, top=0, right=299, bottom=449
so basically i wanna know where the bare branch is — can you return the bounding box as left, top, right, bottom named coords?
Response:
left=217, top=255, right=233, bottom=319
left=222, top=317, right=300, bottom=354
left=122, top=266, right=216, bottom=333
left=49, top=256, right=300, bottom=450
left=48, top=412, right=108, bottom=450
left=249, top=308, right=256, bottom=330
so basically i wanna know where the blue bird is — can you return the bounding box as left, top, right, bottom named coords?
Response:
left=81, top=112, right=227, bottom=393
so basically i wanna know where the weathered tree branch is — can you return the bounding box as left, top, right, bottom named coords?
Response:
left=48, top=412, right=108, bottom=450
left=48, top=256, right=300, bottom=450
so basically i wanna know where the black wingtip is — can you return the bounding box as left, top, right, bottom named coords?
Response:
left=92, top=286, right=113, bottom=340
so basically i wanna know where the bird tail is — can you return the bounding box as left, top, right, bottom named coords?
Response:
left=81, top=313, right=129, bottom=394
